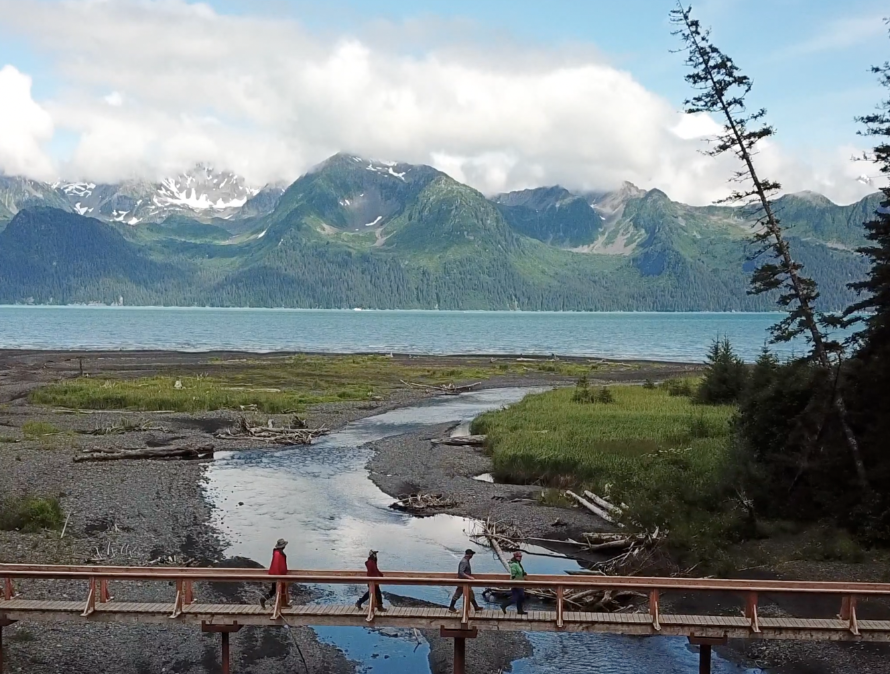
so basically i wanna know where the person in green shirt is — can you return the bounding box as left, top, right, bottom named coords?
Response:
left=501, top=551, right=528, bottom=615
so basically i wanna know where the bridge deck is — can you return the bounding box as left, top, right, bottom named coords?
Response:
left=3, top=598, right=890, bottom=641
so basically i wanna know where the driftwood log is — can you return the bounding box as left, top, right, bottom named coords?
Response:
left=74, top=444, right=215, bottom=463
left=430, top=435, right=486, bottom=447
left=565, top=490, right=618, bottom=525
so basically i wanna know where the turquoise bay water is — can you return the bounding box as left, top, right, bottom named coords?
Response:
left=0, top=306, right=825, bottom=362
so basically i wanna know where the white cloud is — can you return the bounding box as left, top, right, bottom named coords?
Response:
left=103, top=91, right=124, bottom=107
left=0, top=65, right=55, bottom=180
left=0, top=0, right=875, bottom=205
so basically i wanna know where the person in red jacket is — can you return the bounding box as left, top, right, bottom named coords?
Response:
left=355, top=550, right=387, bottom=611
left=260, top=538, right=288, bottom=609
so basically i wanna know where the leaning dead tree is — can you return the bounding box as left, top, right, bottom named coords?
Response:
left=672, top=4, right=869, bottom=491
left=214, top=416, right=329, bottom=445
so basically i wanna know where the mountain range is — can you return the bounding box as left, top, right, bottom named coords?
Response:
left=0, top=153, right=877, bottom=311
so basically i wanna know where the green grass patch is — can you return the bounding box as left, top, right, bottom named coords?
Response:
left=537, top=488, right=576, bottom=509
left=29, top=354, right=620, bottom=413
left=0, top=495, right=65, bottom=532
left=21, top=421, right=61, bottom=439
left=473, top=385, right=738, bottom=567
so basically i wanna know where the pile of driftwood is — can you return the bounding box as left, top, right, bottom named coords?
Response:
left=470, top=518, right=656, bottom=610
left=390, top=493, right=457, bottom=514
left=149, top=553, right=201, bottom=567
left=214, top=416, right=329, bottom=445
left=565, top=490, right=623, bottom=525
left=399, top=380, right=481, bottom=395
left=74, top=443, right=215, bottom=463
left=81, top=418, right=160, bottom=436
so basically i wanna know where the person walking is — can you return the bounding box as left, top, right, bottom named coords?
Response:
left=356, top=550, right=387, bottom=612
left=260, top=538, right=289, bottom=609
left=501, top=551, right=528, bottom=615
left=449, top=549, right=482, bottom=613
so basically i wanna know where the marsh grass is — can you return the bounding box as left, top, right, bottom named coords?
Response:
left=473, top=385, right=739, bottom=565
left=29, top=354, right=621, bottom=413
left=21, top=421, right=61, bottom=439
left=0, top=495, right=65, bottom=533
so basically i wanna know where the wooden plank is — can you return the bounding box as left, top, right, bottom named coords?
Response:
left=860, top=620, right=890, bottom=631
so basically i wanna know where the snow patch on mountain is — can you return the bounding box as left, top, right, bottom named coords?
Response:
left=155, top=165, right=256, bottom=212
left=51, top=165, right=269, bottom=226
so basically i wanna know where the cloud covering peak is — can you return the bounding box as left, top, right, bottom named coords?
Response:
left=0, top=0, right=873, bottom=205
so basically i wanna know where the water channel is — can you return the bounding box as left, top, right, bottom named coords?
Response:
left=204, top=388, right=762, bottom=674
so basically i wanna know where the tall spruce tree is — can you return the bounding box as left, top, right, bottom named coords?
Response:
left=671, top=4, right=869, bottom=491
left=847, top=30, right=890, bottom=360
left=843, top=24, right=890, bottom=535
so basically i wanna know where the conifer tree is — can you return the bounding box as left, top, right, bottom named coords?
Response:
left=671, top=4, right=869, bottom=490
left=847, top=28, right=890, bottom=361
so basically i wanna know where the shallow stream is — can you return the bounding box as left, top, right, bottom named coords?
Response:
left=205, top=388, right=762, bottom=673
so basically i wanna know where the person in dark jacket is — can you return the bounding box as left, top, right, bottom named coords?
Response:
left=260, top=538, right=288, bottom=609
left=355, top=550, right=387, bottom=611
left=501, top=551, right=528, bottom=615
left=449, top=549, right=481, bottom=612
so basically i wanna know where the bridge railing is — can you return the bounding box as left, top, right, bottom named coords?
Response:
left=3, top=564, right=890, bottom=634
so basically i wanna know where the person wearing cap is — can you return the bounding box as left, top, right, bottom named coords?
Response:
left=355, top=550, right=387, bottom=611
left=449, top=549, right=482, bottom=613
left=260, top=538, right=289, bottom=609
left=501, top=551, right=528, bottom=615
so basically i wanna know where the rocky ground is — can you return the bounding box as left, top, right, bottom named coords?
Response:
left=7, top=349, right=886, bottom=674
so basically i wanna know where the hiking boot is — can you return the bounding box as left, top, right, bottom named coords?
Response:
left=500, top=605, right=507, bottom=615
left=448, top=603, right=457, bottom=613
left=355, top=601, right=363, bottom=610
left=517, top=610, right=528, bottom=615
left=259, top=597, right=266, bottom=610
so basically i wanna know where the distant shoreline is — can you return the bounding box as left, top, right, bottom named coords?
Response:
left=0, top=348, right=701, bottom=368
left=0, top=304, right=789, bottom=315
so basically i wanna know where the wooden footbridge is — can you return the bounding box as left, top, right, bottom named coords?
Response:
left=3, top=564, right=890, bottom=673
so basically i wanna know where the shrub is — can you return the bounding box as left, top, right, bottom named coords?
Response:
left=22, top=421, right=60, bottom=439
left=663, top=378, right=694, bottom=397
left=0, top=495, right=65, bottom=532
left=642, top=379, right=656, bottom=390
left=696, top=338, right=749, bottom=405
left=597, top=387, right=615, bottom=404
left=572, top=375, right=593, bottom=403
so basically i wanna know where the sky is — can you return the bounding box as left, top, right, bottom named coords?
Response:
left=0, top=0, right=887, bottom=205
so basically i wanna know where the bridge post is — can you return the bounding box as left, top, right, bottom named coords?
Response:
left=202, top=622, right=242, bottom=674
left=440, top=627, right=477, bottom=674
left=688, top=636, right=725, bottom=674
left=0, top=618, right=16, bottom=674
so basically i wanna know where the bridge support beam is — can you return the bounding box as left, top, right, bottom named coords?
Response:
left=0, top=619, right=16, bottom=674
left=441, top=627, right=477, bottom=674
left=689, top=635, right=726, bottom=674
left=202, top=622, right=242, bottom=674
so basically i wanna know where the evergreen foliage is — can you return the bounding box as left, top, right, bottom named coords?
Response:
left=696, top=337, right=748, bottom=404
